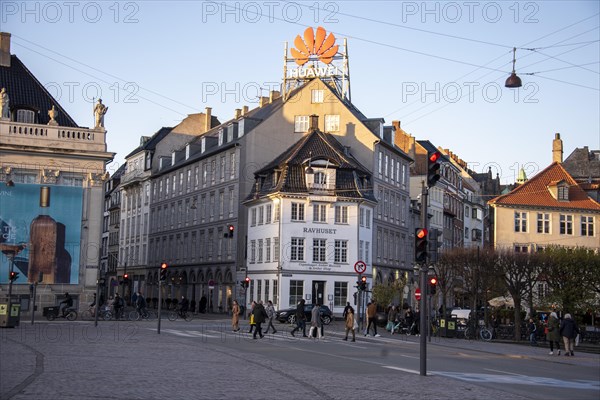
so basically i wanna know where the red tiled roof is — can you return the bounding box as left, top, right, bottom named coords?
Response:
left=488, top=162, right=600, bottom=211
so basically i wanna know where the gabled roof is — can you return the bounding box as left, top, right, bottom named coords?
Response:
left=488, top=162, right=600, bottom=211
left=0, top=55, right=78, bottom=127
left=246, top=128, right=375, bottom=202
left=125, top=127, right=173, bottom=159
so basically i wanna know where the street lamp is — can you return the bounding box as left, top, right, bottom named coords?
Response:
left=505, top=47, right=523, bottom=88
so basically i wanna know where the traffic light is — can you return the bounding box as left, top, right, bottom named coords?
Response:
left=9, top=271, right=19, bottom=282
left=427, top=151, right=442, bottom=188
left=359, top=275, right=367, bottom=291
left=429, top=276, right=438, bottom=295
left=123, top=273, right=129, bottom=285
left=415, top=228, right=428, bottom=263
left=227, top=225, right=234, bottom=238
left=160, top=263, right=168, bottom=281
left=242, top=276, right=250, bottom=289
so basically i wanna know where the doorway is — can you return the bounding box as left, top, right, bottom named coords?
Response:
left=311, top=280, right=325, bottom=306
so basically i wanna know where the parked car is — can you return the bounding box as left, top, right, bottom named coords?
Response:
left=276, top=304, right=333, bottom=325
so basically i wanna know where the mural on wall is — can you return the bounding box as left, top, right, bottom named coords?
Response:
left=0, top=184, right=83, bottom=284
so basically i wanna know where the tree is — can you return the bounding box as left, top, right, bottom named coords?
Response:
left=371, top=276, right=407, bottom=310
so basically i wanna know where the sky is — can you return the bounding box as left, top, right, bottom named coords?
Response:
left=2, top=1, right=599, bottom=184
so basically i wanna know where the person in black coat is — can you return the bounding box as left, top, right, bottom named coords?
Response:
left=290, top=299, right=307, bottom=337
left=559, top=313, right=580, bottom=356
left=252, top=301, right=268, bottom=339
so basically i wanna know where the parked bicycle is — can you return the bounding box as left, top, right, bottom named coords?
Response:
left=168, top=309, right=193, bottom=322
left=464, top=318, right=492, bottom=341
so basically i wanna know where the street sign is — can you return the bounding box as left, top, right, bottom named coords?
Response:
left=208, top=279, right=215, bottom=289
left=354, top=260, right=366, bottom=274
left=415, top=288, right=421, bottom=301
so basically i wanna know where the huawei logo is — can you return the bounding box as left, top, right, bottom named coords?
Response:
left=291, top=26, right=338, bottom=66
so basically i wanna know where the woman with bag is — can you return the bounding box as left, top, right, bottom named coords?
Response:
left=248, top=301, right=256, bottom=333
left=343, top=305, right=356, bottom=342
left=546, top=312, right=561, bottom=355
left=231, top=300, right=241, bottom=332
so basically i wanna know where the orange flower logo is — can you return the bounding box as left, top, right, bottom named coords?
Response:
left=290, top=26, right=338, bottom=66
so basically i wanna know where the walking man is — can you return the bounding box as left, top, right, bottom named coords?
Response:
left=365, top=300, right=380, bottom=337
left=290, top=299, right=307, bottom=337
left=252, top=300, right=268, bottom=339
left=264, top=300, right=277, bottom=334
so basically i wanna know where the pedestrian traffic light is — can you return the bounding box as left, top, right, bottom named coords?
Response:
left=427, top=151, right=442, bottom=188
left=9, top=271, right=19, bottom=282
left=160, top=263, right=168, bottom=281
left=360, top=275, right=367, bottom=291
left=415, top=228, right=428, bottom=263
left=429, top=276, right=437, bottom=295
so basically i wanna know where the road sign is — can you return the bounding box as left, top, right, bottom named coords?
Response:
left=415, top=288, right=421, bottom=301
left=208, top=279, right=215, bottom=289
left=354, top=260, right=366, bottom=274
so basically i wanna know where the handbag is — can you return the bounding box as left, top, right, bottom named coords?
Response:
left=249, top=314, right=255, bottom=325
left=352, top=318, right=358, bottom=331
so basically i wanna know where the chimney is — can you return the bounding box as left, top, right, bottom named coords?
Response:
left=269, top=90, right=281, bottom=103
left=205, top=107, right=212, bottom=131
left=259, top=96, right=269, bottom=107
left=234, top=109, right=242, bottom=119
left=0, top=32, right=11, bottom=67
left=242, top=105, right=249, bottom=115
left=391, top=120, right=401, bottom=132
left=552, top=132, right=563, bottom=163
left=309, top=114, right=319, bottom=132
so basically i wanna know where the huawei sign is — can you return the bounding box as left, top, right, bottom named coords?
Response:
left=291, top=26, right=338, bottom=66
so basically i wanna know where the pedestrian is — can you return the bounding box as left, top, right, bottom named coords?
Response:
left=343, top=305, right=356, bottom=342
left=264, top=300, right=277, bottom=334
left=231, top=300, right=241, bottom=332
left=135, top=292, right=147, bottom=317
left=252, top=300, right=268, bottom=339
left=405, top=307, right=415, bottom=335
left=113, top=293, right=124, bottom=320
left=527, top=317, right=537, bottom=346
left=199, top=295, right=207, bottom=313
left=290, top=299, right=307, bottom=337
left=248, top=301, right=256, bottom=333
left=308, top=303, right=322, bottom=339
left=179, top=296, right=190, bottom=318
left=559, top=313, right=579, bottom=356
left=342, top=302, right=352, bottom=320
left=365, top=300, right=380, bottom=337
left=387, top=305, right=398, bottom=334
left=546, top=311, right=561, bottom=355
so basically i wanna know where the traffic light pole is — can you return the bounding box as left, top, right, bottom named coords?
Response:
left=157, top=280, right=163, bottom=334
left=419, top=181, right=429, bottom=376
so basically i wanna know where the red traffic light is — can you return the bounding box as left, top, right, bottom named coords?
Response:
left=123, top=273, right=129, bottom=279
left=416, top=228, right=428, bottom=239
left=161, top=263, right=168, bottom=269
left=245, top=277, right=250, bottom=283
left=229, top=225, right=234, bottom=232
left=361, top=276, right=367, bottom=283
left=429, top=277, right=437, bottom=285
left=429, top=151, right=441, bottom=163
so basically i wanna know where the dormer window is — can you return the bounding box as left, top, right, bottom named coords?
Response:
left=313, top=171, right=327, bottom=188
left=16, top=109, right=35, bottom=123
left=558, top=184, right=569, bottom=201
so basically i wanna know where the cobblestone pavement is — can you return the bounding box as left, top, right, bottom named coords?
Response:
left=1, top=316, right=598, bottom=400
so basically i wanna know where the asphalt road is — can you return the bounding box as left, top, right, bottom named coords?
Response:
left=1, top=316, right=598, bottom=400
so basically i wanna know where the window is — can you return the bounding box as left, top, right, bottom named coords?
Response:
left=313, top=203, right=327, bottom=222
left=378, top=151, right=383, bottom=177
left=258, top=206, right=264, bottom=225
left=334, top=240, right=348, bottom=263
left=537, top=213, right=550, bottom=234
left=294, top=115, right=309, bottom=132
left=274, top=238, right=280, bottom=262
left=514, top=211, right=527, bottom=232
left=291, top=202, right=305, bottom=221
left=251, top=208, right=257, bottom=226
left=581, top=216, right=594, bottom=236
left=274, top=202, right=280, bottom=222
left=16, top=109, right=34, bottom=123
left=325, top=114, right=340, bottom=132
left=335, top=205, right=348, bottom=224
left=560, top=214, right=573, bottom=235
left=273, top=280, right=278, bottom=306
left=250, top=240, right=256, bottom=263
left=366, top=209, right=371, bottom=229
left=220, top=156, right=226, bottom=181
left=202, top=163, right=208, bottom=185
left=258, top=239, right=263, bottom=262
left=365, top=241, right=370, bottom=264
left=313, top=239, right=327, bottom=262
left=359, top=208, right=365, bottom=227
left=514, top=244, right=528, bottom=253
left=358, top=240, right=364, bottom=261
left=229, top=152, right=236, bottom=179
left=313, top=171, right=327, bottom=188
left=289, top=280, right=303, bottom=306
left=290, top=238, right=305, bottom=261
left=558, top=185, right=569, bottom=201
left=265, top=238, right=271, bottom=262
left=311, top=89, right=324, bottom=103
left=265, top=204, right=272, bottom=224
left=334, top=282, right=348, bottom=307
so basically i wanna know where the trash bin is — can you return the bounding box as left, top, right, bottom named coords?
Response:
left=446, top=316, right=457, bottom=338
left=0, top=298, right=21, bottom=328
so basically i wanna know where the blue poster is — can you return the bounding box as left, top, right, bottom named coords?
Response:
left=0, top=183, right=83, bottom=284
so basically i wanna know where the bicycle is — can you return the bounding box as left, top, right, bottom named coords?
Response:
left=81, top=306, right=113, bottom=321
left=44, top=306, right=77, bottom=321
left=129, top=308, right=155, bottom=321
left=168, top=309, right=193, bottom=322
left=464, top=319, right=492, bottom=341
